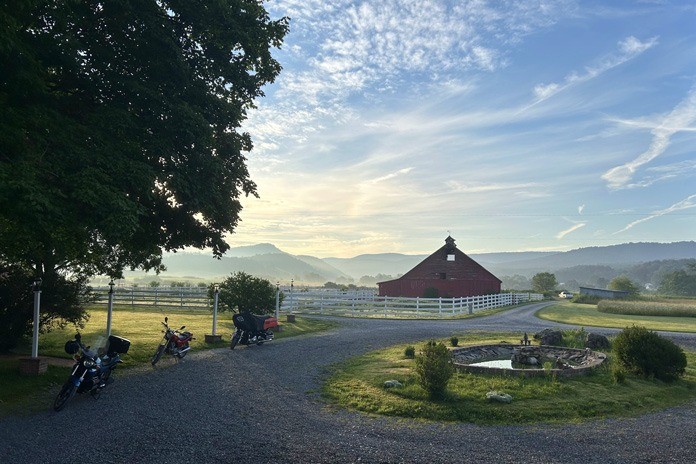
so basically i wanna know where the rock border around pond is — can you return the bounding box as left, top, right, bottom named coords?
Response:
left=452, top=344, right=607, bottom=378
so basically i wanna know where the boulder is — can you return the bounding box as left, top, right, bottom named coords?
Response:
left=383, top=380, right=403, bottom=388
left=486, top=391, right=512, bottom=403
left=585, top=333, right=610, bottom=350
left=534, top=329, right=563, bottom=346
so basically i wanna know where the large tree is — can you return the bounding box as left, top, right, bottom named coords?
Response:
left=0, top=1, right=288, bottom=340
left=1, top=0, right=288, bottom=277
left=531, top=272, right=557, bottom=294
left=608, top=275, right=640, bottom=296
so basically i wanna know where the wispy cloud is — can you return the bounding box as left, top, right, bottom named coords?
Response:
left=556, top=222, right=586, bottom=239
left=613, top=194, right=696, bottom=234
left=602, top=85, right=696, bottom=189
left=524, top=36, right=658, bottom=111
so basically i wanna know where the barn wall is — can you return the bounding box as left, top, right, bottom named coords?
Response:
left=378, top=278, right=500, bottom=298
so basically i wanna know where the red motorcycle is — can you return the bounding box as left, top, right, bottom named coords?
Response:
left=151, top=317, right=194, bottom=366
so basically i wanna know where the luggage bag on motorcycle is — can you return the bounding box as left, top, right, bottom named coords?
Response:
left=107, top=335, right=131, bottom=354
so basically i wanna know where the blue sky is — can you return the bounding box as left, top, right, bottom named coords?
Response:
left=229, top=0, right=696, bottom=258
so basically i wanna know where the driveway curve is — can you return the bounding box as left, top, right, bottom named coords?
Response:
left=1, top=302, right=695, bottom=463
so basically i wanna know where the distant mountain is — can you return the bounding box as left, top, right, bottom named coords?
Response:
left=323, top=253, right=426, bottom=279
left=136, top=249, right=350, bottom=284
left=120, top=241, right=696, bottom=287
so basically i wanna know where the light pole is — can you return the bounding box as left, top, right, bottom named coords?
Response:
left=275, top=281, right=280, bottom=320
left=106, top=279, right=115, bottom=337
left=290, top=279, right=294, bottom=314
left=212, top=284, right=219, bottom=336
left=31, top=278, right=42, bottom=358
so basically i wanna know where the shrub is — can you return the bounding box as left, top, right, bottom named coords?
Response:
left=611, top=364, right=627, bottom=384
left=414, top=341, right=454, bottom=398
left=612, top=326, right=687, bottom=382
left=449, top=336, right=459, bottom=347
left=404, top=346, right=415, bottom=358
left=561, top=327, right=587, bottom=349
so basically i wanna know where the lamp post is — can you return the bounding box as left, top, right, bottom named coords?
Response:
left=31, top=278, right=42, bottom=358
left=106, top=279, right=115, bottom=337
left=290, top=279, right=294, bottom=314
left=212, top=284, right=219, bottom=336
left=275, top=281, right=280, bottom=320
left=206, top=284, right=222, bottom=343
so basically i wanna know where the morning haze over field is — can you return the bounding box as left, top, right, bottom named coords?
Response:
left=224, top=1, right=696, bottom=259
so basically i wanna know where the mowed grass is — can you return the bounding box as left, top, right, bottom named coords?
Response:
left=536, top=302, right=696, bottom=333
left=1, top=306, right=336, bottom=416
left=323, top=332, right=696, bottom=425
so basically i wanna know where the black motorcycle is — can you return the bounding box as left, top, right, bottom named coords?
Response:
left=230, top=312, right=279, bottom=349
left=53, top=333, right=130, bottom=411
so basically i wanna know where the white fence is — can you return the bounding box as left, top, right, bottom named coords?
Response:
left=91, top=286, right=543, bottom=317
left=281, top=290, right=543, bottom=318
left=93, top=286, right=211, bottom=309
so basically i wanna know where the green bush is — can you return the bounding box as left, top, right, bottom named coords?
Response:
left=449, top=336, right=459, bottom=347
left=611, top=364, right=627, bottom=384
left=404, top=346, right=415, bottom=358
left=612, top=326, right=687, bottom=382
left=414, top=341, right=454, bottom=398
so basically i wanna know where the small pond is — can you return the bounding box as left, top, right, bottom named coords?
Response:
left=452, top=344, right=607, bottom=378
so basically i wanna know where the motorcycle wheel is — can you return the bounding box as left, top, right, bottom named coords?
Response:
left=53, top=382, right=76, bottom=412
left=230, top=333, right=241, bottom=350
left=151, top=344, right=166, bottom=366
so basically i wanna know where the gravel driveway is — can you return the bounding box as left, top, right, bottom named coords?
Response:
left=1, top=302, right=695, bottom=463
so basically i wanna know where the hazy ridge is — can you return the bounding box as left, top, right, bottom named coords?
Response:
left=118, top=241, right=696, bottom=289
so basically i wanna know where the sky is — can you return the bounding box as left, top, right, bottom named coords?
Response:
left=226, top=0, right=696, bottom=259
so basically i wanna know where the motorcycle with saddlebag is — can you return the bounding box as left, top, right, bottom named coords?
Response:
left=230, top=311, right=279, bottom=349
left=54, top=333, right=130, bottom=411
left=151, top=317, right=194, bottom=365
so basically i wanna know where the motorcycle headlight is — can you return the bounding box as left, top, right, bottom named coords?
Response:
left=83, top=359, right=96, bottom=368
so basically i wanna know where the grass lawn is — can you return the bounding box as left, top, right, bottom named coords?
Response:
left=0, top=306, right=336, bottom=416
left=536, top=302, right=696, bottom=333
left=322, top=331, right=696, bottom=425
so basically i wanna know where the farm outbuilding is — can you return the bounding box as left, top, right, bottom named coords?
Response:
left=377, top=236, right=502, bottom=298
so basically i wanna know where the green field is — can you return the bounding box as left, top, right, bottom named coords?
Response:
left=537, top=302, right=696, bottom=333
left=1, top=306, right=336, bottom=416
left=323, top=332, right=696, bottom=425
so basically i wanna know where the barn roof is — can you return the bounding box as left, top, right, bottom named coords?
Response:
left=379, top=236, right=501, bottom=285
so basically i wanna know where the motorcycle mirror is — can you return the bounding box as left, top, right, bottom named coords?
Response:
left=164, top=316, right=168, bottom=323
left=180, top=325, right=186, bottom=330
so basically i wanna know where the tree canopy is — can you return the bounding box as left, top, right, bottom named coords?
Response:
left=531, top=272, right=557, bottom=294
left=659, top=263, right=696, bottom=296
left=608, top=276, right=640, bottom=296
left=215, top=271, right=279, bottom=314
left=0, top=1, right=289, bottom=280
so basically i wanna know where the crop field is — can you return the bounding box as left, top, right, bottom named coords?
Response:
left=597, top=299, right=696, bottom=318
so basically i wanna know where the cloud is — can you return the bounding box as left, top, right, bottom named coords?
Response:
left=602, top=85, right=696, bottom=189
left=526, top=36, right=658, bottom=109
left=556, top=222, right=586, bottom=239
left=613, top=194, right=696, bottom=234
left=446, top=181, right=540, bottom=193
left=369, top=167, right=413, bottom=184
left=247, top=1, right=574, bottom=155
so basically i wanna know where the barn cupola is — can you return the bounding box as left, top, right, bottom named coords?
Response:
left=444, top=235, right=456, bottom=252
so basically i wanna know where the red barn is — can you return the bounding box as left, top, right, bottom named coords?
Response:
left=377, top=236, right=501, bottom=298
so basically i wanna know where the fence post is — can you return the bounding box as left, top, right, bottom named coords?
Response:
left=131, top=287, right=134, bottom=308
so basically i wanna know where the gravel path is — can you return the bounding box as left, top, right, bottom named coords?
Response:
left=1, top=302, right=695, bottom=463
